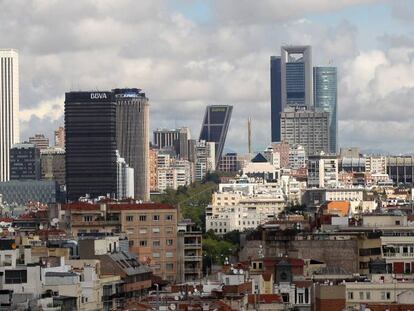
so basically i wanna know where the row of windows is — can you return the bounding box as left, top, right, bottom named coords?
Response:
left=127, top=227, right=174, bottom=235
left=153, top=263, right=175, bottom=271
left=126, top=214, right=174, bottom=222
left=348, top=291, right=390, bottom=300
left=152, top=252, right=174, bottom=258
left=131, top=239, right=174, bottom=247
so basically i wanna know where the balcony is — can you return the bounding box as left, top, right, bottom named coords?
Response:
left=184, top=255, right=202, bottom=261
left=383, top=252, right=414, bottom=258
left=185, top=268, right=201, bottom=274
left=184, top=243, right=202, bottom=249
left=71, top=220, right=119, bottom=227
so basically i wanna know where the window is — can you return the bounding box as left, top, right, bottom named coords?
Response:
left=152, top=228, right=160, bottom=233
left=298, top=293, right=304, bottom=304
left=405, top=262, right=411, bottom=274
left=153, top=240, right=160, bottom=247
left=152, top=253, right=160, bottom=258
left=126, top=215, right=134, bottom=222
left=83, top=216, right=93, bottom=222
left=139, top=240, right=147, bottom=247
left=348, top=292, right=354, bottom=300
left=166, top=263, right=174, bottom=271
left=166, top=252, right=173, bottom=258
left=139, top=215, right=147, bottom=221
left=166, top=214, right=173, bottom=221
left=166, top=239, right=173, bottom=246
left=381, top=291, right=391, bottom=300
left=5, top=270, right=27, bottom=284
left=387, top=292, right=391, bottom=299
left=129, top=240, right=134, bottom=247
left=139, top=228, right=147, bottom=234
left=166, top=227, right=174, bottom=234
left=359, top=292, right=363, bottom=299
left=366, top=292, right=371, bottom=300
left=153, top=215, right=160, bottom=221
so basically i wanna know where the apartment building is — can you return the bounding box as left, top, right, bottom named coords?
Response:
left=307, top=154, right=338, bottom=188
left=117, top=204, right=178, bottom=282
left=177, top=220, right=203, bottom=283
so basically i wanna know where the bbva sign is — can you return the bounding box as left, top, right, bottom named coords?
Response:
left=90, top=93, right=107, bottom=99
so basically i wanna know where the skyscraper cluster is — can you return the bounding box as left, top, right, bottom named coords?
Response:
left=271, top=45, right=337, bottom=155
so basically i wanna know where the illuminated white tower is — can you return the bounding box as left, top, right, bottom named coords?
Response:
left=0, top=49, right=19, bottom=181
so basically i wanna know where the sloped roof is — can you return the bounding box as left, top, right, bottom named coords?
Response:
left=251, top=153, right=268, bottom=163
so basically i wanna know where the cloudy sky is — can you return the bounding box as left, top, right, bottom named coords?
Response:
left=1, top=0, right=414, bottom=154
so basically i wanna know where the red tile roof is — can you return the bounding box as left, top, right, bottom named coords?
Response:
left=62, top=202, right=176, bottom=211
left=292, top=280, right=312, bottom=288
left=247, top=294, right=283, bottom=304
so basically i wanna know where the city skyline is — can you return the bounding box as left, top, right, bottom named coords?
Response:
left=1, top=1, right=414, bottom=154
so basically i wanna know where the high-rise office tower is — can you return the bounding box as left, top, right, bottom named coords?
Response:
left=54, top=126, right=65, bottom=149
left=65, top=91, right=117, bottom=201
left=114, top=88, right=150, bottom=201
left=280, top=109, right=329, bottom=156
left=0, top=49, right=19, bottom=181
left=270, top=56, right=282, bottom=142
left=10, top=143, right=41, bottom=180
left=199, top=105, right=232, bottom=168
left=313, top=67, right=338, bottom=153
left=281, top=45, right=313, bottom=109
left=29, top=133, right=49, bottom=150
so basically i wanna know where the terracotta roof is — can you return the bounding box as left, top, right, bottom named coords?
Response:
left=324, top=201, right=350, bottom=217
left=108, top=203, right=175, bottom=211
left=247, top=294, right=283, bottom=304
left=61, top=203, right=100, bottom=210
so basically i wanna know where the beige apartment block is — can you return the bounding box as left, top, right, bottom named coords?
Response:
left=120, top=205, right=178, bottom=282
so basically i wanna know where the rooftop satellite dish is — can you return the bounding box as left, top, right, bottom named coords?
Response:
left=239, top=269, right=244, bottom=274
left=0, top=222, right=5, bottom=227
left=170, top=304, right=176, bottom=310
left=8, top=228, right=14, bottom=233
left=39, top=225, right=44, bottom=230
left=174, top=296, right=179, bottom=301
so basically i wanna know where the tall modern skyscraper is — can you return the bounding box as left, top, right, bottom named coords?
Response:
left=153, top=127, right=191, bottom=160
left=199, top=105, right=232, bottom=168
left=270, top=56, right=282, bottom=142
left=281, top=45, right=313, bottom=109
left=65, top=91, right=117, bottom=201
left=314, top=67, right=338, bottom=153
left=10, top=143, right=41, bottom=180
left=0, top=49, right=19, bottom=181
left=115, top=88, right=150, bottom=201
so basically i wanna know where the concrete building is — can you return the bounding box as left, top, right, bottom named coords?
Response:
left=149, top=148, right=158, bottom=192
left=10, top=143, right=41, bottom=180
left=270, top=141, right=290, bottom=168
left=365, top=156, right=387, bottom=174
left=153, top=127, right=191, bottom=160
left=65, top=91, right=117, bottom=201
left=307, top=154, right=338, bottom=188
left=28, top=133, right=49, bottom=150
left=288, top=144, right=307, bottom=169
left=386, top=155, right=414, bottom=185
left=191, top=140, right=215, bottom=182
left=54, top=126, right=65, bottom=149
left=116, top=151, right=134, bottom=199
left=280, top=109, right=329, bottom=156
left=199, top=105, right=232, bottom=168
left=177, top=220, right=203, bottom=283
left=218, top=152, right=239, bottom=172
left=40, top=147, right=66, bottom=186
left=314, top=66, right=338, bottom=153
left=118, top=203, right=178, bottom=282
left=115, top=88, right=150, bottom=201
left=0, top=49, right=19, bottom=182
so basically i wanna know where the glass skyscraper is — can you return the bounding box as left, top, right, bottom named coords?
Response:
left=199, top=105, right=232, bottom=168
left=270, top=56, right=282, bottom=142
left=313, top=67, right=338, bottom=153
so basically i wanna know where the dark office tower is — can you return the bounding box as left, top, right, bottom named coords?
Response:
left=281, top=45, right=313, bottom=109
left=270, top=56, right=282, bottom=142
left=114, top=88, right=149, bottom=201
left=199, top=105, right=232, bottom=168
left=10, top=143, right=41, bottom=180
left=65, top=91, right=117, bottom=201
left=314, top=67, right=338, bottom=153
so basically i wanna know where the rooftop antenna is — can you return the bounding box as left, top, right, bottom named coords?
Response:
left=248, top=117, right=252, bottom=154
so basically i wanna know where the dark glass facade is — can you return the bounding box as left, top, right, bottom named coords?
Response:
left=270, top=56, right=282, bottom=142
left=10, top=143, right=41, bottom=180
left=313, top=67, right=338, bottom=153
left=286, top=62, right=306, bottom=106
left=65, top=91, right=117, bottom=201
left=199, top=105, right=232, bottom=168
